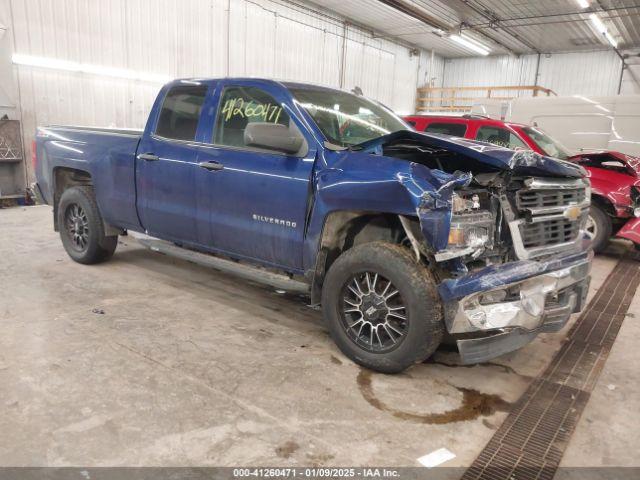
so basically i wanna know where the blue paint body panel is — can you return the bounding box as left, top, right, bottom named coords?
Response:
left=34, top=126, right=143, bottom=232
left=34, top=77, right=589, bottom=296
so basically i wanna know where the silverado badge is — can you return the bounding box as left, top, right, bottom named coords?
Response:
left=252, top=214, right=297, bottom=228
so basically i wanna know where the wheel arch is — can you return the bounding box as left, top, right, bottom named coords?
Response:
left=590, top=193, right=617, bottom=217
left=52, top=167, right=93, bottom=231
left=308, top=210, right=423, bottom=305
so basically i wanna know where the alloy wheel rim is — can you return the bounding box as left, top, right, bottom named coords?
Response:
left=65, top=204, right=90, bottom=251
left=340, top=272, right=408, bottom=353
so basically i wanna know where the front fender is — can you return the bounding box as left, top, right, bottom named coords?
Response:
left=588, top=168, right=638, bottom=216
left=302, top=151, right=470, bottom=272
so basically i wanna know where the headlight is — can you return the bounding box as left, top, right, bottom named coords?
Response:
left=452, top=192, right=481, bottom=213
left=448, top=211, right=494, bottom=249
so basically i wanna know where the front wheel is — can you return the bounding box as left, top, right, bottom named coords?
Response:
left=586, top=205, right=612, bottom=253
left=58, top=186, right=118, bottom=264
left=321, top=242, right=444, bottom=373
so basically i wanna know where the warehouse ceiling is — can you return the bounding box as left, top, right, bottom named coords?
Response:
left=318, top=0, right=640, bottom=57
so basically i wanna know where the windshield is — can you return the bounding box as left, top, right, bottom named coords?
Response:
left=522, top=126, right=572, bottom=160
left=290, top=87, right=407, bottom=147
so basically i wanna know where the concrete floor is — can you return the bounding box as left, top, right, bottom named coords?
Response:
left=0, top=205, right=638, bottom=468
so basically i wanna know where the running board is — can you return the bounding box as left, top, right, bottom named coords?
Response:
left=132, top=234, right=310, bottom=294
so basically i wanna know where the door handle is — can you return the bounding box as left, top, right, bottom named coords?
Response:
left=198, top=161, right=224, bottom=171
left=137, top=153, right=159, bottom=161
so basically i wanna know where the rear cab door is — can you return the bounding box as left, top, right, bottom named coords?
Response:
left=405, top=116, right=473, bottom=139
left=135, top=81, right=212, bottom=243
left=422, top=119, right=471, bottom=138
left=473, top=123, right=530, bottom=151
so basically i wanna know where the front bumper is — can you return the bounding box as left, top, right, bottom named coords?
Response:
left=439, top=246, right=592, bottom=364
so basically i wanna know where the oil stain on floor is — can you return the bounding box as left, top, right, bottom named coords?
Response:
left=357, top=369, right=510, bottom=424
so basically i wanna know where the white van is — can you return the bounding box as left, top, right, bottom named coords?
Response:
left=472, top=95, right=640, bottom=157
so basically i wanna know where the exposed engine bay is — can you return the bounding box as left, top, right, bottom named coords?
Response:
left=378, top=136, right=590, bottom=276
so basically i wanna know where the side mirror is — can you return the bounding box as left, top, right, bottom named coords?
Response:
left=244, top=122, right=304, bottom=155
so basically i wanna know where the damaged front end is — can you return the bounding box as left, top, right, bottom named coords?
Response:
left=569, top=151, right=640, bottom=245
left=356, top=130, right=593, bottom=363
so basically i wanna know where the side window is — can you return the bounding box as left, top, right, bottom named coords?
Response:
left=476, top=126, right=527, bottom=150
left=214, top=86, right=290, bottom=148
left=155, top=85, right=207, bottom=141
left=425, top=122, right=468, bottom=136
left=405, top=120, right=416, bottom=128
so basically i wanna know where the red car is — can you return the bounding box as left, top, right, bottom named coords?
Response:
left=404, top=114, right=640, bottom=252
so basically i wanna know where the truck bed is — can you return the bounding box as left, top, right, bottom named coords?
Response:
left=43, top=125, right=143, bottom=136
left=35, top=124, right=143, bottom=232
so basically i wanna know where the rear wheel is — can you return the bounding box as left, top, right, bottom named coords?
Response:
left=321, top=242, right=443, bottom=373
left=586, top=204, right=612, bottom=253
left=58, top=186, right=117, bottom=264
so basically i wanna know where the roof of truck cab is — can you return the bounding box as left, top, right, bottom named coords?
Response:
left=169, top=77, right=350, bottom=94
left=404, top=114, right=531, bottom=129
left=280, top=81, right=357, bottom=95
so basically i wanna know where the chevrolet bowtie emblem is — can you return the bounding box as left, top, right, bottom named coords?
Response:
left=564, top=206, right=581, bottom=221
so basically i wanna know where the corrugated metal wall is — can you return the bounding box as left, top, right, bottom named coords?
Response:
left=537, top=51, right=623, bottom=96
left=443, top=55, right=538, bottom=91
left=417, top=49, right=445, bottom=89
left=442, top=50, right=623, bottom=97
left=5, top=0, right=435, bottom=181
left=620, top=48, right=640, bottom=94
left=621, top=65, right=640, bottom=94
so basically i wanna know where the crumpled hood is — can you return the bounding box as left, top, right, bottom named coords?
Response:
left=354, top=130, right=585, bottom=178
left=569, top=150, right=640, bottom=178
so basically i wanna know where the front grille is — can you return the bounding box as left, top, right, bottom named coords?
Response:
left=520, top=217, right=583, bottom=249
left=510, top=178, right=589, bottom=259
left=516, top=188, right=586, bottom=210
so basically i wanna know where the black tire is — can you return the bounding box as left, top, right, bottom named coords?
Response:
left=321, top=242, right=443, bottom=373
left=57, top=186, right=117, bottom=264
left=587, top=204, right=612, bottom=253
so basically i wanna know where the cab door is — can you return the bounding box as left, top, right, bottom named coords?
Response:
left=194, top=81, right=316, bottom=270
left=136, top=83, right=209, bottom=244
left=474, top=125, right=529, bottom=150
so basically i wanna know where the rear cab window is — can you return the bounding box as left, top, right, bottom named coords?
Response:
left=214, top=86, right=291, bottom=149
left=424, top=122, right=468, bottom=137
left=155, top=85, right=208, bottom=141
left=475, top=126, right=527, bottom=150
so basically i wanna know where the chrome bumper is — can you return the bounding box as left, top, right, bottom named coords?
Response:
left=446, top=256, right=591, bottom=335
left=448, top=257, right=591, bottom=365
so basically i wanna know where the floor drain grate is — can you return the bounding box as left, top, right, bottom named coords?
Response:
left=462, top=254, right=640, bottom=480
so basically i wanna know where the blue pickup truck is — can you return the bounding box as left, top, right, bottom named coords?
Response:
left=33, top=78, right=592, bottom=373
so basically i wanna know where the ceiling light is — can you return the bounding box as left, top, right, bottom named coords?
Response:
left=588, top=14, right=618, bottom=48
left=574, top=0, right=589, bottom=8
left=12, top=53, right=173, bottom=83
left=450, top=35, right=490, bottom=56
